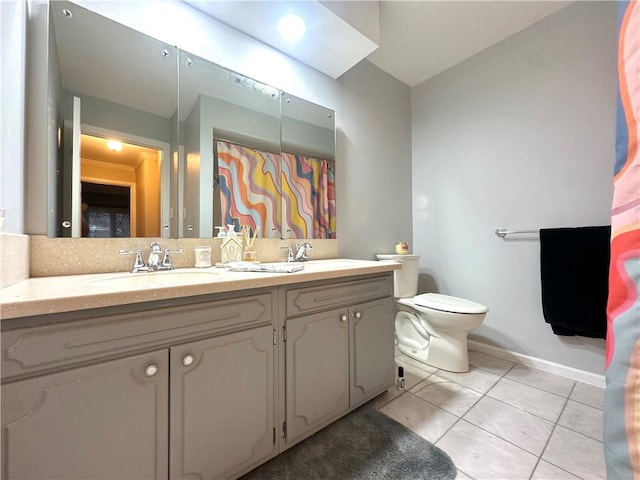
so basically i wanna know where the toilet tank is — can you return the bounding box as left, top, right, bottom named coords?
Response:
left=376, top=254, right=420, bottom=298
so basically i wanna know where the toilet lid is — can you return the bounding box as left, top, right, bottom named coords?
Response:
left=413, top=293, right=488, bottom=314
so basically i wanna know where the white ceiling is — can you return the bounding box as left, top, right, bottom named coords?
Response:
left=183, top=0, right=379, bottom=78
left=368, top=1, right=573, bottom=87
left=185, top=0, right=573, bottom=88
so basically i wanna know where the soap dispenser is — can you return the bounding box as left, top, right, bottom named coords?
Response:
left=220, top=224, right=242, bottom=264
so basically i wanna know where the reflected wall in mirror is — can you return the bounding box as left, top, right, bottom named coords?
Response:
left=49, top=1, right=177, bottom=238
left=281, top=94, right=336, bottom=239
left=179, top=50, right=281, bottom=238
left=46, top=1, right=337, bottom=239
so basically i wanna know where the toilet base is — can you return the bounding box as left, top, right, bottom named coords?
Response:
left=395, top=313, right=471, bottom=374
left=398, top=338, right=470, bottom=373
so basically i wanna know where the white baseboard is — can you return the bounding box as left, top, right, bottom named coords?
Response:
left=468, top=340, right=606, bottom=388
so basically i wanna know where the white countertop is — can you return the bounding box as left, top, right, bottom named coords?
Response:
left=0, top=259, right=400, bottom=320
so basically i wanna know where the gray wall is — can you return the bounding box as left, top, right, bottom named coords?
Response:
left=1, top=0, right=27, bottom=234
left=411, top=1, right=616, bottom=374
left=336, top=60, right=413, bottom=258
left=62, top=90, right=173, bottom=144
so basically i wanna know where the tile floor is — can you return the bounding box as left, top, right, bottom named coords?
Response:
left=371, top=349, right=606, bottom=480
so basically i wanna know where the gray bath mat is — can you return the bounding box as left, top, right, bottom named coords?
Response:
left=241, top=404, right=456, bottom=479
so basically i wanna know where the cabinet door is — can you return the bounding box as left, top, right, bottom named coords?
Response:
left=1, top=350, right=169, bottom=480
left=350, top=297, right=395, bottom=407
left=285, top=309, right=349, bottom=445
left=170, top=325, right=275, bottom=480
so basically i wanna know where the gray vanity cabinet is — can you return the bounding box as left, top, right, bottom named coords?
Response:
left=1, top=272, right=395, bottom=479
left=1, top=349, right=169, bottom=480
left=284, top=308, right=350, bottom=445
left=169, top=325, right=276, bottom=480
left=349, top=298, right=395, bottom=407
left=1, top=290, right=277, bottom=480
left=282, top=274, right=395, bottom=448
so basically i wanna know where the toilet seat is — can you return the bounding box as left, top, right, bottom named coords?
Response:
left=413, top=293, right=488, bottom=314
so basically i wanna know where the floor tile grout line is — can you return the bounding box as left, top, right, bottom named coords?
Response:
left=394, top=352, right=603, bottom=479
left=438, top=416, right=542, bottom=480
left=460, top=394, right=556, bottom=455
left=471, top=352, right=582, bottom=396
left=432, top=371, right=545, bottom=479
left=399, top=354, right=602, bottom=429
left=557, top=382, right=605, bottom=444
left=433, top=409, right=465, bottom=449
left=466, top=374, right=552, bottom=460
left=565, top=396, right=604, bottom=412
left=536, top=457, right=588, bottom=480
left=412, top=381, right=485, bottom=419
left=500, top=373, right=576, bottom=397
left=459, top=413, right=548, bottom=460
left=482, top=390, right=566, bottom=425
left=414, top=370, right=500, bottom=396
left=456, top=466, right=475, bottom=480
left=530, top=390, right=575, bottom=479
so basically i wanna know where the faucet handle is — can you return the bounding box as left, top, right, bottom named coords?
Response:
left=147, top=242, right=163, bottom=269
left=280, top=245, right=294, bottom=262
left=119, top=249, right=147, bottom=273
left=294, top=242, right=313, bottom=261
left=159, top=248, right=184, bottom=270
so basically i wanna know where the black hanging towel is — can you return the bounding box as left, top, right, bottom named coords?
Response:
left=539, top=226, right=610, bottom=338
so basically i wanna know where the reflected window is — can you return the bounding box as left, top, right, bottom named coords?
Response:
left=82, top=182, right=130, bottom=237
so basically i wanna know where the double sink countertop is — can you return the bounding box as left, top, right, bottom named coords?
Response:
left=0, top=259, right=401, bottom=320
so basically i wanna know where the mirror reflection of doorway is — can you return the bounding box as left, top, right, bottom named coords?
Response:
left=82, top=182, right=130, bottom=237
left=80, top=133, right=162, bottom=237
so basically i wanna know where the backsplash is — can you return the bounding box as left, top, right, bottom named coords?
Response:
left=29, top=236, right=339, bottom=277
left=1, top=233, right=29, bottom=288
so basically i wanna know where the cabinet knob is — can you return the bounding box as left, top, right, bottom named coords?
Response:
left=145, top=364, right=159, bottom=377
left=340, top=314, right=347, bottom=322
left=354, top=311, right=362, bottom=319
left=182, top=354, right=194, bottom=367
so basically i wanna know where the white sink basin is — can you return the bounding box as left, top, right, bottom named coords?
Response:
left=88, top=269, right=222, bottom=288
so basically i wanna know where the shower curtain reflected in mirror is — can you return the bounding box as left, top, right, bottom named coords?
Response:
left=216, top=140, right=281, bottom=237
left=216, top=140, right=336, bottom=240
left=282, top=153, right=336, bottom=239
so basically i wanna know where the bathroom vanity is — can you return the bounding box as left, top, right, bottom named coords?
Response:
left=0, top=260, right=398, bottom=479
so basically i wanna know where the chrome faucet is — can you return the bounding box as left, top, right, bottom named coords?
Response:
left=147, top=241, right=163, bottom=270
left=120, top=242, right=183, bottom=273
left=294, top=242, right=313, bottom=262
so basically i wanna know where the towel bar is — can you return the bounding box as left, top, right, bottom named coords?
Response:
left=495, top=227, right=539, bottom=238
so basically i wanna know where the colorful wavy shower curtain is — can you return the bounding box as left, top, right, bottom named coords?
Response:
left=216, top=140, right=281, bottom=236
left=282, top=152, right=336, bottom=239
left=604, top=1, right=640, bottom=478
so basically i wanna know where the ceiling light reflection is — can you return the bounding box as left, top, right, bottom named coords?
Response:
left=107, top=140, right=122, bottom=152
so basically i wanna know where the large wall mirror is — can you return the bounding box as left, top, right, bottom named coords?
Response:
left=47, top=1, right=336, bottom=240
left=50, top=1, right=177, bottom=238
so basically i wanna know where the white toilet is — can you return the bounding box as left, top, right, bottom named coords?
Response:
left=377, top=254, right=488, bottom=372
